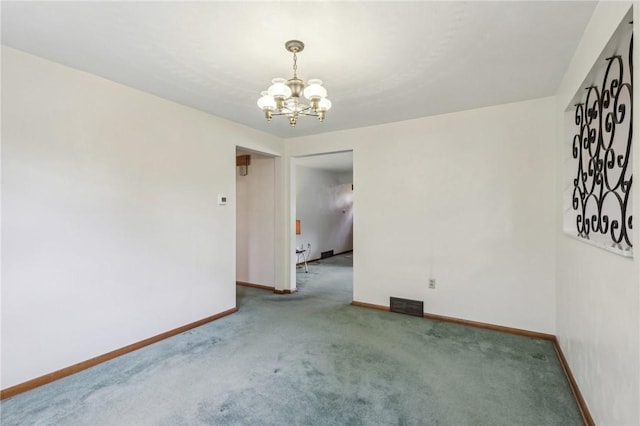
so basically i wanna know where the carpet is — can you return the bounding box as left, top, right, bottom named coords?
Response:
left=1, top=254, right=582, bottom=425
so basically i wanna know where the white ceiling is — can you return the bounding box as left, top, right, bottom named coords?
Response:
left=1, top=1, right=596, bottom=138
left=295, top=151, right=354, bottom=174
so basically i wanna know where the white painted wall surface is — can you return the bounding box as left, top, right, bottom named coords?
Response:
left=295, top=166, right=353, bottom=260
left=1, top=47, right=283, bottom=388
left=555, top=2, right=639, bottom=424
left=288, top=97, right=557, bottom=334
left=236, top=156, right=275, bottom=287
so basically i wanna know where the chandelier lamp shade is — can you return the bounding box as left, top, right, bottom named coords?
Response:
left=257, top=40, right=332, bottom=128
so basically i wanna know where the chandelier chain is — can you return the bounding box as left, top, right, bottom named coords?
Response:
left=292, top=51, right=298, bottom=78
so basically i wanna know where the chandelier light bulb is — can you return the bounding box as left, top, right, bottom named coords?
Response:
left=257, top=40, right=331, bottom=127
left=318, top=97, right=332, bottom=111
left=257, top=91, right=276, bottom=111
left=317, top=98, right=331, bottom=122
left=267, top=78, right=292, bottom=99
left=303, top=79, right=327, bottom=101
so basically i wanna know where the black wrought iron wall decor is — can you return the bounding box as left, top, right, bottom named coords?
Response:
left=571, top=28, right=633, bottom=253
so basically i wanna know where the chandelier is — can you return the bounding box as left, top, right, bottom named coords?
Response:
left=257, top=40, right=332, bottom=128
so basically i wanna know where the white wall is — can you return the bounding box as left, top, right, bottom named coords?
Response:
left=236, top=155, right=275, bottom=287
left=295, top=166, right=353, bottom=260
left=555, top=2, right=639, bottom=425
left=288, top=97, right=557, bottom=334
left=1, top=47, right=283, bottom=389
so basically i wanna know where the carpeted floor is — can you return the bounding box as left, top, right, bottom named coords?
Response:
left=1, top=254, right=582, bottom=425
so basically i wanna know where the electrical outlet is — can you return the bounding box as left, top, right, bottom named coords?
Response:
left=428, top=278, right=436, bottom=289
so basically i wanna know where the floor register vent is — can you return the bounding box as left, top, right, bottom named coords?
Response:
left=321, top=250, right=334, bottom=259
left=390, top=297, right=424, bottom=317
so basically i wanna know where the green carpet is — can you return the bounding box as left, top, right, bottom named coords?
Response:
left=1, top=254, right=582, bottom=425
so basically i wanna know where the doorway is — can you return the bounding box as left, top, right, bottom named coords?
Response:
left=293, top=151, right=354, bottom=301
left=235, top=147, right=277, bottom=292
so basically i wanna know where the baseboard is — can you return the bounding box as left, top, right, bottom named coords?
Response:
left=237, top=281, right=295, bottom=295
left=551, top=337, right=595, bottom=426
left=236, top=281, right=275, bottom=291
left=301, top=249, right=353, bottom=265
left=353, top=300, right=553, bottom=339
left=273, top=289, right=297, bottom=294
left=351, top=300, right=390, bottom=312
left=421, top=311, right=555, bottom=341
left=351, top=300, right=593, bottom=424
left=0, top=307, right=238, bottom=400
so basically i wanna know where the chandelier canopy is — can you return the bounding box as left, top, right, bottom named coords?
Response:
left=257, top=40, right=332, bottom=128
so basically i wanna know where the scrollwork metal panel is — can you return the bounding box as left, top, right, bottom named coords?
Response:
left=571, top=30, right=633, bottom=253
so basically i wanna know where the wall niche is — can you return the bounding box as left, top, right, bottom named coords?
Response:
left=563, top=10, right=633, bottom=257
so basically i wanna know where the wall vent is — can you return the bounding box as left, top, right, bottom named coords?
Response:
left=321, top=250, right=334, bottom=259
left=390, top=297, right=424, bottom=317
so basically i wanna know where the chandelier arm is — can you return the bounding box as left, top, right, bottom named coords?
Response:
left=270, top=110, right=319, bottom=118
left=270, top=111, right=317, bottom=117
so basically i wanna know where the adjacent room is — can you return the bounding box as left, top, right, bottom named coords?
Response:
left=2, top=2, right=638, bottom=425
left=295, top=151, right=353, bottom=273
